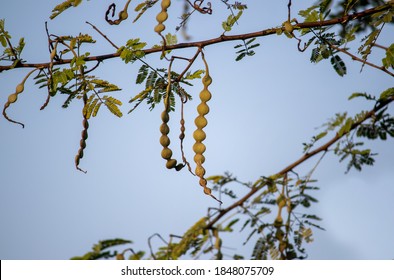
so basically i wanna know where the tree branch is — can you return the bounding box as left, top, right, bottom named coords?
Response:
left=205, top=96, right=394, bottom=229
left=0, top=3, right=392, bottom=72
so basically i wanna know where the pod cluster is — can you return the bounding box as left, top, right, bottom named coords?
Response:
left=154, top=0, right=171, bottom=34
left=75, top=95, right=89, bottom=173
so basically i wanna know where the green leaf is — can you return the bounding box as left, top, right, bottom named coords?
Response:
left=298, top=5, right=321, bottom=22
left=0, top=35, right=6, bottom=47
left=50, top=0, right=83, bottom=19
left=133, top=0, right=159, bottom=23
left=348, top=92, right=375, bottom=100
left=136, top=64, right=149, bottom=84
left=314, top=131, right=327, bottom=141
left=338, top=117, right=353, bottom=137
left=330, top=55, right=346, bottom=76
left=222, top=11, right=243, bottom=32
left=165, top=33, right=177, bottom=46
left=104, top=95, right=123, bottom=117
left=235, top=52, right=246, bottom=61
left=223, top=218, right=240, bottom=232
left=382, top=43, right=394, bottom=69
left=185, top=70, right=204, bottom=80
left=379, top=87, right=394, bottom=101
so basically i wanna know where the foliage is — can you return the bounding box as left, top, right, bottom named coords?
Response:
left=1, top=0, right=394, bottom=260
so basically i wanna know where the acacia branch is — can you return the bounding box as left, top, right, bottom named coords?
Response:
left=331, top=44, right=394, bottom=77
left=205, top=96, right=394, bottom=229
left=0, top=3, right=392, bottom=72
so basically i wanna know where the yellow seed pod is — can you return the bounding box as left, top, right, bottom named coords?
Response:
left=274, top=215, right=283, bottom=228
left=203, top=186, right=211, bottom=195
left=161, top=111, right=169, bottom=123
left=202, top=75, right=212, bottom=87
left=193, top=142, right=206, bottom=155
left=160, top=123, right=170, bottom=135
left=119, top=10, right=128, bottom=21
left=166, top=158, right=177, bottom=169
left=154, top=23, right=165, bottom=33
left=160, top=135, right=170, bottom=147
left=195, top=165, right=206, bottom=177
left=156, top=11, right=168, bottom=23
left=161, top=0, right=171, bottom=9
left=161, top=147, right=173, bottom=160
left=194, top=116, right=207, bottom=128
left=194, top=154, right=205, bottom=164
left=284, top=20, right=294, bottom=33
left=7, top=93, right=18, bottom=104
left=15, top=83, right=24, bottom=94
left=199, top=89, right=211, bottom=102
left=193, top=129, right=206, bottom=142
left=276, top=194, right=286, bottom=208
left=197, top=103, right=209, bottom=115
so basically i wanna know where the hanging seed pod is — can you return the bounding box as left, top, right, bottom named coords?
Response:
left=192, top=52, right=221, bottom=204
left=159, top=60, right=184, bottom=171
left=154, top=0, right=171, bottom=35
left=3, top=68, right=38, bottom=128
left=75, top=94, right=89, bottom=173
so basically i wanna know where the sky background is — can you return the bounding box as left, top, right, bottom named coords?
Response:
left=1, top=1, right=393, bottom=260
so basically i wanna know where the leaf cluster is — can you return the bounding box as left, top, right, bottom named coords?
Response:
left=70, top=238, right=132, bottom=260
left=0, top=19, right=25, bottom=67
left=129, top=64, right=198, bottom=113
left=233, top=38, right=260, bottom=61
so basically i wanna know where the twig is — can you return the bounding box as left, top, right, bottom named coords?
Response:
left=331, top=44, right=394, bottom=77
left=86, top=21, right=119, bottom=49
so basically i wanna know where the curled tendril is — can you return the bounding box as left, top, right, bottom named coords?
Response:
left=186, top=0, right=213, bottom=14
left=105, top=0, right=131, bottom=25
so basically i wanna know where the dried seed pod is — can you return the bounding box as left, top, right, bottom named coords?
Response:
left=3, top=68, right=38, bottom=128
left=75, top=94, right=89, bottom=173
left=161, top=147, right=173, bottom=160
left=166, top=158, right=177, bottom=169
left=154, top=0, right=171, bottom=35
left=283, top=20, right=294, bottom=33
left=159, top=135, right=170, bottom=147
left=192, top=52, right=221, bottom=204
left=193, top=129, right=206, bottom=142
left=105, top=0, right=131, bottom=25
left=158, top=59, right=184, bottom=171
left=194, top=116, right=207, bottom=128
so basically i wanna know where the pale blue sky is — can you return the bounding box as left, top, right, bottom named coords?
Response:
left=1, top=1, right=393, bottom=259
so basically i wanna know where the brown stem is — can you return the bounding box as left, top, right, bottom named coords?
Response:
left=86, top=21, right=119, bottom=49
